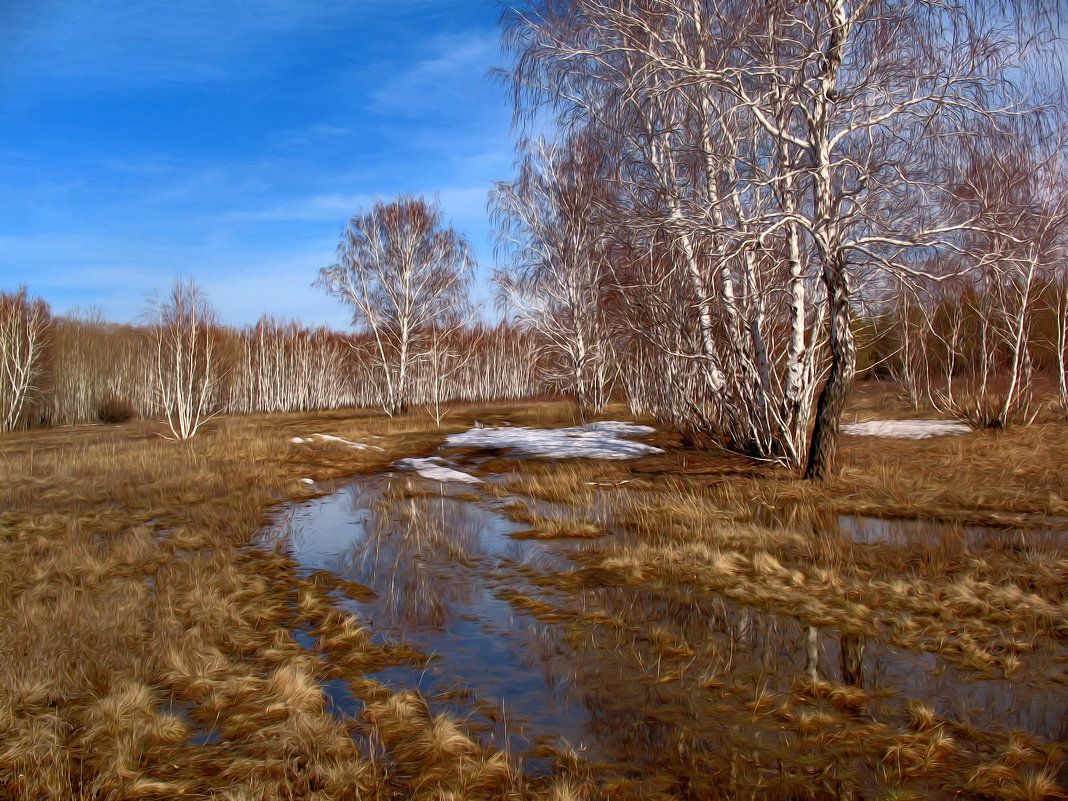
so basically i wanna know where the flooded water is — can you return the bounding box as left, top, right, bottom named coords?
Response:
left=269, top=473, right=1068, bottom=792
left=277, top=476, right=590, bottom=761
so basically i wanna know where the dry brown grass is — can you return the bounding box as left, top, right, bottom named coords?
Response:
left=486, top=383, right=1068, bottom=528
left=466, top=386, right=1067, bottom=799
left=0, top=405, right=578, bottom=800
left=3, top=391, right=1065, bottom=800
left=623, top=421, right=1068, bottom=528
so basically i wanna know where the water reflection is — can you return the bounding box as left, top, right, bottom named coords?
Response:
left=285, top=478, right=555, bottom=633
left=569, top=586, right=1067, bottom=742
left=280, top=476, right=589, bottom=759
left=536, top=583, right=1067, bottom=797
left=330, top=483, right=483, bottom=632
left=275, top=478, right=1067, bottom=795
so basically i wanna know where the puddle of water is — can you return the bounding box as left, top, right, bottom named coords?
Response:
left=576, top=585, right=1065, bottom=738
left=165, top=701, right=222, bottom=746
left=284, top=478, right=551, bottom=573
left=524, top=582, right=1068, bottom=796
left=276, top=476, right=587, bottom=761
left=271, top=476, right=1067, bottom=792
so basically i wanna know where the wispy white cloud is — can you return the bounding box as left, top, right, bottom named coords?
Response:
left=197, top=253, right=351, bottom=329
left=367, top=30, right=502, bottom=117
left=226, top=185, right=491, bottom=225
left=225, top=193, right=373, bottom=223
left=436, top=186, right=496, bottom=225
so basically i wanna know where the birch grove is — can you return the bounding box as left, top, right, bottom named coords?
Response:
left=0, top=294, right=548, bottom=429
left=2, top=6, right=1063, bottom=447
left=947, top=120, right=1068, bottom=427
left=48, top=314, right=155, bottom=425
left=226, top=319, right=355, bottom=414
left=500, top=0, right=1053, bottom=475
left=1055, top=279, right=1068, bottom=416
left=866, top=114, right=1068, bottom=426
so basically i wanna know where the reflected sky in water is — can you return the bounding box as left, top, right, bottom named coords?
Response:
left=272, top=476, right=1068, bottom=791
left=280, top=476, right=588, bottom=759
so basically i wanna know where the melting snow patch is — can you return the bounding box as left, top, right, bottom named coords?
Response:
left=444, top=421, right=662, bottom=460
left=841, top=419, right=971, bottom=439
left=396, top=458, right=483, bottom=484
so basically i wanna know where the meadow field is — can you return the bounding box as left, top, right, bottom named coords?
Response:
left=1, top=384, right=1065, bottom=800
left=6, top=1, right=1068, bottom=798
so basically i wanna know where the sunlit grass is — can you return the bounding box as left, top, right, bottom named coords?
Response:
left=2, top=389, right=1065, bottom=799
left=0, top=406, right=562, bottom=801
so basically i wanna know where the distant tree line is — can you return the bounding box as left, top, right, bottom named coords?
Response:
left=0, top=283, right=546, bottom=437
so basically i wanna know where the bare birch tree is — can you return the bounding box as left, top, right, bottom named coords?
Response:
left=149, top=278, right=220, bottom=440
left=317, top=196, right=474, bottom=416
left=1054, top=278, right=1068, bottom=416
left=0, top=288, right=51, bottom=432
left=947, top=118, right=1068, bottom=426
left=492, top=133, right=616, bottom=417
left=424, top=320, right=478, bottom=425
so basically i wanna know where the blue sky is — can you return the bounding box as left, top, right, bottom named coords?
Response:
left=0, top=0, right=515, bottom=328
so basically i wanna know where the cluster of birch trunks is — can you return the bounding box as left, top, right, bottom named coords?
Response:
left=492, top=0, right=1068, bottom=475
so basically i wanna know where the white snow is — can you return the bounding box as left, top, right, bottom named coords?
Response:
left=841, top=419, right=971, bottom=439
left=444, top=421, right=662, bottom=460
left=396, top=457, right=484, bottom=484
